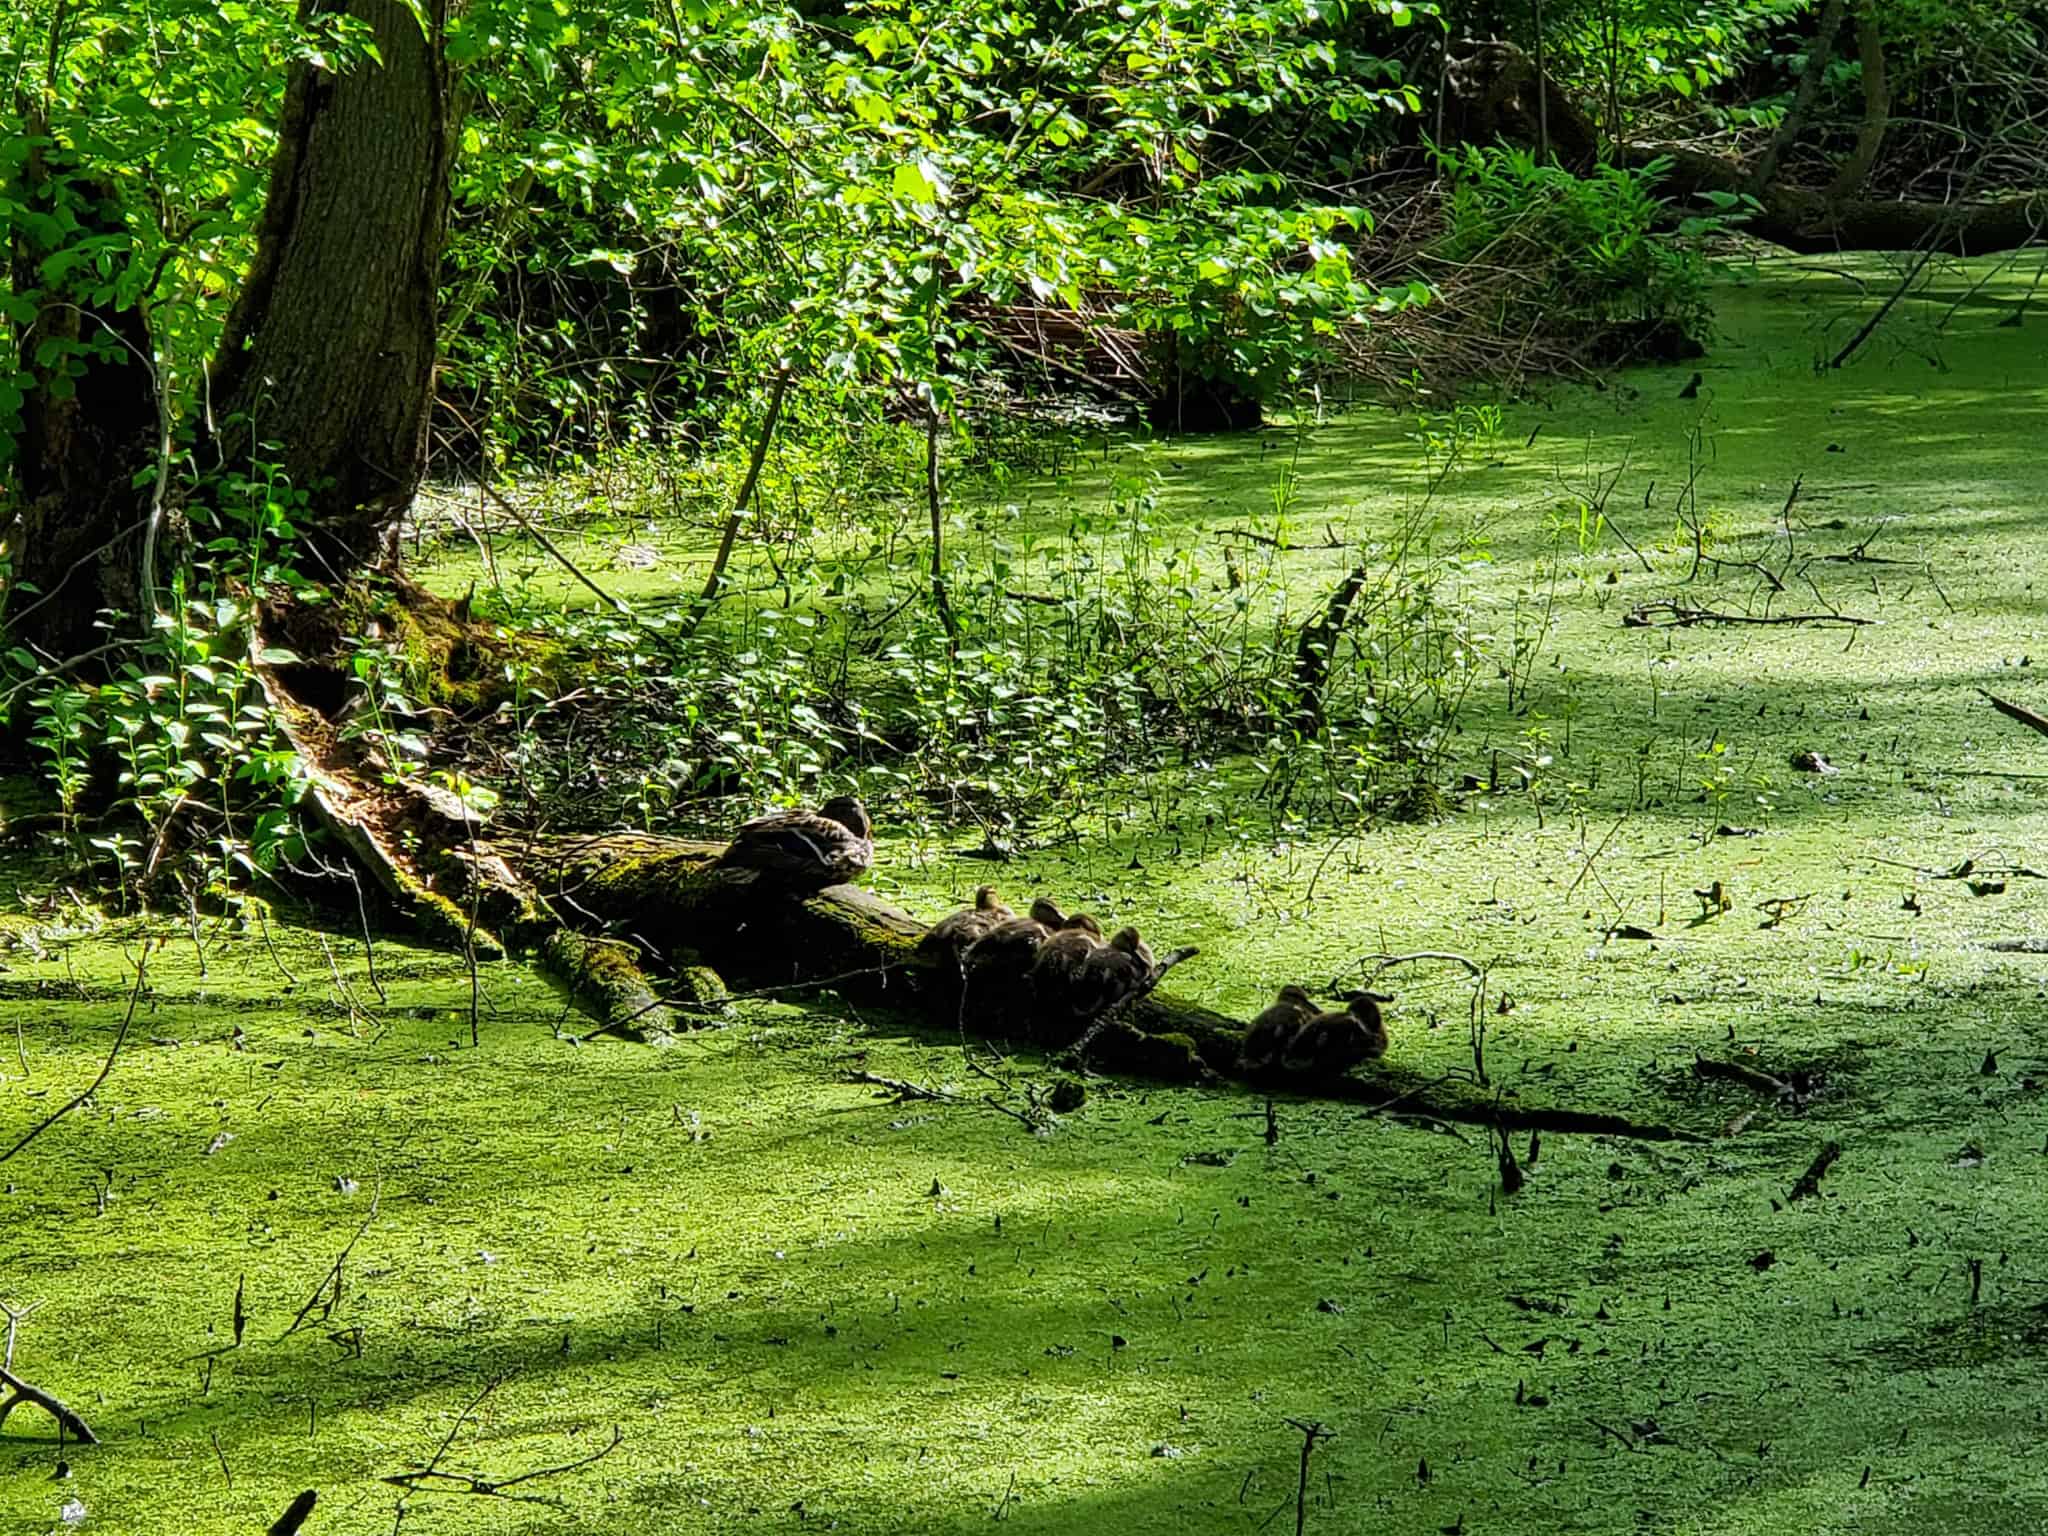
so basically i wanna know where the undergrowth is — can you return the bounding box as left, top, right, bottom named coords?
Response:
left=435, top=409, right=1498, bottom=845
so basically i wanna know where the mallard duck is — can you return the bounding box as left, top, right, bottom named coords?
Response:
left=1238, top=985, right=1318, bottom=1074
left=1281, top=991, right=1391, bottom=1077
left=714, top=795, right=873, bottom=892
left=917, top=886, right=1014, bottom=971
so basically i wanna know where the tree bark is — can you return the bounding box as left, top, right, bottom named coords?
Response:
left=2, top=133, right=157, bottom=655
left=6, top=0, right=459, bottom=657
left=210, top=0, right=457, bottom=573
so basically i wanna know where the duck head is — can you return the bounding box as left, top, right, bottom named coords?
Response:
left=820, top=796, right=872, bottom=838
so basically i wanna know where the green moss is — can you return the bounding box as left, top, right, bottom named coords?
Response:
left=673, top=959, right=732, bottom=1018
left=539, top=928, right=680, bottom=1042
left=398, top=878, right=503, bottom=960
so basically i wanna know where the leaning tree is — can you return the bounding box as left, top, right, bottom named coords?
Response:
left=5, top=0, right=453, bottom=650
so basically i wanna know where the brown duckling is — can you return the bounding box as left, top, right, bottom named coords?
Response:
left=1238, top=985, right=1318, bottom=1074
left=1281, top=991, right=1391, bottom=1077
left=1076, top=926, right=1154, bottom=1013
left=917, top=886, right=1013, bottom=971
left=1034, top=917, right=1162, bottom=1044
left=1029, top=913, right=1104, bottom=985
left=714, top=795, right=873, bottom=892
left=960, top=898, right=1068, bottom=1025
left=1108, top=926, right=1155, bottom=970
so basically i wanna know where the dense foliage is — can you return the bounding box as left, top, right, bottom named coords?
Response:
left=1, top=0, right=2043, bottom=888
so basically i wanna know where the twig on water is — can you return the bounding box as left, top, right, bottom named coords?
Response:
left=282, top=1183, right=382, bottom=1339
left=0, top=1298, right=100, bottom=1444
left=1282, top=1418, right=1332, bottom=1536
left=0, top=945, right=146, bottom=1166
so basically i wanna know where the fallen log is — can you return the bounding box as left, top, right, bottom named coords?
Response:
left=484, top=830, right=1707, bottom=1142
left=1440, top=39, right=2048, bottom=259
left=247, top=638, right=1702, bottom=1139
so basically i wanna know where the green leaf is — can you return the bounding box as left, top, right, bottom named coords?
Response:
left=891, top=160, right=947, bottom=205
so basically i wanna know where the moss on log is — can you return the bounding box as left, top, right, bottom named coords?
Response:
left=486, top=831, right=1707, bottom=1141
left=539, top=929, right=727, bottom=1044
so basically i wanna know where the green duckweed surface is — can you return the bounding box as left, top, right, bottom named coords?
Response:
left=5, top=258, right=2048, bottom=1534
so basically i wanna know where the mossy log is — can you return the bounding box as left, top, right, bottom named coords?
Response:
left=486, top=831, right=1706, bottom=1142
left=537, top=930, right=734, bottom=1044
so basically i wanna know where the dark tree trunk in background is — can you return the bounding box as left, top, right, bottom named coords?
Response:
left=210, top=0, right=456, bottom=574
left=5, top=0, right=457, bottom=659
left=3, top=137, right=157, bottom=656
left=1826, top=4, right=1889, bottom=205
left=1748, top=0, right=1848, bottom=196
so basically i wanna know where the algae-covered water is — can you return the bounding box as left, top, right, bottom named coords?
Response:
left=4, top=259, right=2048, bottom=1534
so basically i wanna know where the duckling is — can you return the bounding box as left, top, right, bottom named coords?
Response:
left=714, top=795, right=873, bottom=892
left=1076, top=926, right=1154, bottom=1014
left=959, top=898, right=1068, bottom=1027
left=1107, top=926, right=1155, bottom=971
left=917, top=886, right=1013, bottom=972
left=1281, top=991, right=1391, bottom=1078
left=1034, top=916, right=1150, bottom=1044
left=1030, top=913, right=1104, bottom=985
left=1238, top=985, right=1318, bottom=1074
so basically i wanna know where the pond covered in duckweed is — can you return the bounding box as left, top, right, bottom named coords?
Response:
left=4, top=257, right=2047, bottom=1534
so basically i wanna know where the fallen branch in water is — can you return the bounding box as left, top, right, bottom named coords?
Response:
left=0, top=946, right=146, bottom=1166
left=1624, top=600, right=1874, bottom=629
left=1321, top=1073, right=1708, bottom=1143
left=1218, top=526, right=1346, bottom=550
left=845, top=1071, right=961, bottom=1104
left=384, top=1424, right=623, bottom=1503
left=1693, top=1056, right=1792, bottom=1098
left=267, top=1491, right=318, bottom=1536
left=0, top=1300, right=99, bottom=1445
left=0, top=1363, right=98, bottom=1445
left=1979, top=688, right=2048, bottom=742
left=1347, top=949, right=1484, bottom=986
left=1786, top=1140, right=1843, bottom=1203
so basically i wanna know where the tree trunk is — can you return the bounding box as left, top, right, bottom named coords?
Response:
left=5, top=0, right=458, bottom=657
left=209, top=0, right=457, bottom=573
left=2, top=133, right=157, bottom=656
left=1748, top=0, right=1849, bottom=196
left=1826, top=5, right=1889, bottom=205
